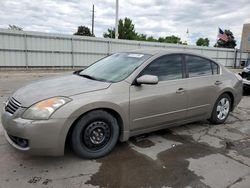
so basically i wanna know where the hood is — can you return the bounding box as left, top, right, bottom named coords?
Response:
left=12, top=74, right=111, bottom=107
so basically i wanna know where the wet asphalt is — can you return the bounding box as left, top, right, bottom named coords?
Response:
left=0, top=71, right=250, bottom=188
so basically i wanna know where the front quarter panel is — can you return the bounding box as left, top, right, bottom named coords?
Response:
left=51, top=81, right=130, bottom=149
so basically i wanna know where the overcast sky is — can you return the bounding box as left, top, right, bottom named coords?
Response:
left=0, top=0, right=249, bottom=46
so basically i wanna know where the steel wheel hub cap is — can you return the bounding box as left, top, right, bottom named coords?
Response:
left=90, top=128, right=105, bottom=144
left=83, top=121, right=111, bottom=150
left=216, top=98, right=230, bottom=120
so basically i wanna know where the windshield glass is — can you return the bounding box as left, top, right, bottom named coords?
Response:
left=79, top=53, right=151, bottom=82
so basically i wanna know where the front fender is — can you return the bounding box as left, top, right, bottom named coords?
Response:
left=51, top=89, right=130, bottom=154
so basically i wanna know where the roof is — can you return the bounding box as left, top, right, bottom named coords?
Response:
left=126, top=49, right=171, bottom=55
left=125, top=48, right=214, bottom=61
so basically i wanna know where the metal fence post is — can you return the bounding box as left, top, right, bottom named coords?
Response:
left=239, top=49, right=242, bottom=67
left=233, top=48, right=237, bottom=68
left=71, top=38, right=74, bottom=69
left=107, top=40, right=111, bottom=55
left=225, top=50, right=228, bottom=67
left=24, top=33, right=28, bottom=70
left=216, top=49, right=219, bottom=62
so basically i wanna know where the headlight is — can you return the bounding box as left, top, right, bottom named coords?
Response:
left=234, top=73, right=242, bottom=81
left=22, top=97, right=71, bottom=120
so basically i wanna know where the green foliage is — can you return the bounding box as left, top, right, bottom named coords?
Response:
left=74, top=26, right=94, bottom=37
left=103, top=17, right=137, bottom=40
left=103, top=17, right=189, bottom=45
left=118, top=18, right=137, bottom=40
left=135, top=34, right=147, bottom=41
left=147, top=36, right=158, bottom=42
left=103, top=28, right=115, bottom=38
left=214, top=30, right=236, bottom=48
left=196, top=38, right=209, bottom=46
left=159, top=35, right=183, bottom=44
left=8, top=25, right=23, bottom=31
left=158, top=37, right=165, bottom=42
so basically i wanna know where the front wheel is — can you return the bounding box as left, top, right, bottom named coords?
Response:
left=209, top=94, right=231, bottom=124
left=71, top=110, right=119, bottom=159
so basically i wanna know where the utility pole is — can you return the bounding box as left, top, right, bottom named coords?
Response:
left=91, top=4, right=94, bottom=36
left=115, top=0, right=119, bottom=39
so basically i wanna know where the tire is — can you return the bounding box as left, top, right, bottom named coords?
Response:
left=71, top=110, right=119, bottom=159
left=209, top=93, right=232, bottom=124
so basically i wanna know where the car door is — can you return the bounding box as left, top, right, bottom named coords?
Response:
left=129, top=54, right=188, bottom=131
left=185, top=55, right=222, bottom=119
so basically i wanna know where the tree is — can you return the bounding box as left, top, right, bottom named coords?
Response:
left=8, top=25, right=23, bottom=31
left=103, top=17, right=137, bottom=40
left=214, top=30, right=236, bottom=48
left=74, top=26, right=94, bottom=37
left=103, top=17, right=188, bottom=45
left=196, top=38, right=209, bottom=46
left=135, top=33, right=147, bottom=41
left=158, top=35, right=185, bottom=44
left=164, top=35, right=183, bottom=44
left=158, top=37, right=165, bottom=42
left=103, top=28, right=115, bottom=38
left=146, top=36, right=157, bottom=42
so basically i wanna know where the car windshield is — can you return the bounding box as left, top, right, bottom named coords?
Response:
left=79, top=53, right=151, bottom=82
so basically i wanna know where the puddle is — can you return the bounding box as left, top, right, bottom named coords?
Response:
left=86, top=131, right=217, bottom=188
left=131, top=138, right=155, bottom=148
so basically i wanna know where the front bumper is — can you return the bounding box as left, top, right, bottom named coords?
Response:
left=1, top=110, right=67, bottom=156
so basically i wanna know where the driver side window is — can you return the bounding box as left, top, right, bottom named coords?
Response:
left=141, top=54, right=183, bottom=81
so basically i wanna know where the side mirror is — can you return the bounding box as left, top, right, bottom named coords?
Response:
left=136, top=75, right=158, bottom=85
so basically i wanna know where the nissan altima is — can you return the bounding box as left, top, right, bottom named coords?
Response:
left=1, top=49, right=243, bottom=158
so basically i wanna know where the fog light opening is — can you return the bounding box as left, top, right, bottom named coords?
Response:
left=16, top=138, right=29, bottom=148
left=9, top=135, right=29, bottom=148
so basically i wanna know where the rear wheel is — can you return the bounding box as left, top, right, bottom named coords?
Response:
left=209, top=94, right=231, bottom=124
left=71, top=110, right=119, bottom=159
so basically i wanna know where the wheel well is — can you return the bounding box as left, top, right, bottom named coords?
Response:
left=223, top=91, right=234, bottom=111
left=65, top=108, right=124, bottom=148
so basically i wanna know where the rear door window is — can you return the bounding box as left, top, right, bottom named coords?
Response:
left=186, top=55, right=212, bottom=78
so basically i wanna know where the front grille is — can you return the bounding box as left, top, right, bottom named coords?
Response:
left=5, top=97, right=21, bottom=115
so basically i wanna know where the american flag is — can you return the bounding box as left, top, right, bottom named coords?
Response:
left=218, top=28, right=228, bottom=42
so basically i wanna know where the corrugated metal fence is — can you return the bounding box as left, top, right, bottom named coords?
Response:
left=0, top=28, right=249, bottom=68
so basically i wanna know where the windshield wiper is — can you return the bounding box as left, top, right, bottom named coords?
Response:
left=79, top=74, right=98, bottom=81
left=73, top=69, right=83, bottom=75
left=78, top=74, right=113, bottom=83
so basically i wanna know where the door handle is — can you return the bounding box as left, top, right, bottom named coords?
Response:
left=215, top=80, right=222, bottom=85
left=176, top=88, right=185, bottom=94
